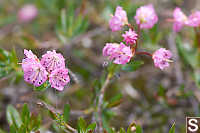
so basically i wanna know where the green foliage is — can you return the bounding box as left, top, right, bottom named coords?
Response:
left=142, top=24, right=163, bottom=50
left=106, top=93, right=123, bottom=108
left=176, top=36, right=198, bottom=68
left=194, top=71, right=200, bottom=88
left=176, top=35, right=200, bottom=89
left=135, top=125, right=143, bottom=133
left=6, top=105, right=22, bottom=129
left=0, top=48, right=21, bottom=80
left=64, top=104, right=70, bottom=123
left=77, top=117, right=96, bottom=133
left=169, top=122, right=175, bottom=133
left=6, top=104, right=41, bottom=133
left=34, top=81, right=50, bottom=91
left=56, top=0, right=89, bottom=44
left=120, top=128, right=126, bottom=133
left=121, top=60, right=144, bottom=72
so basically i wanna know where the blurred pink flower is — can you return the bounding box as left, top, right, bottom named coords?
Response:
left=103, top=42, right=133, bottom=64
left=134, top=4, right=158, bottom=29
left=109, top=6, right=128, bottom=32
left=187, top=11, right=200, bottom=27
left=49, top=68, right=70, bottom=91
left=152, top=48, right=173, bottom=70
left=122, top=29, right=138, bottom=45
left=22, top=51, right=48, bottom=87
left=18, top=4, right=38, bottom=23
left=173, top=7, right=188, bottom=32
left=41, top=50, right=65, bottom=73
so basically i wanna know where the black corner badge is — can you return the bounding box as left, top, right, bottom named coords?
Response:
left=186, top=117, right=200, bottom=133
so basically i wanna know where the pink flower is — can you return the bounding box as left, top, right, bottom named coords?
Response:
left=134, top=4, right=158, bottom=29
left=18, top=4, right=38, bottom=23
left=22, top=58, right=48, bottom=87
left=109, top=6, right=128, bottom=32
left=103, top=43, right=120, bottom=60
left=173, top=7, right=188, bottom=32
left=103, top=43, right=133, bottom=64
left=114, top=6, right=128, bottom=24
left=122, top=29, right=138, bottom=45
left=24, top=49, right=39, bottom=62
left=49, top=68, right=70, bottom=91
left=187, top=11, right=200, bottom=27
left=152, top=48, right=173, bottom=70
left=109, top=16, right=124, bottom=32
left=41, top=50, right=65, bottom=73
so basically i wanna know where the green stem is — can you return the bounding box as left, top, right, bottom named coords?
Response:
left=96, top=73, right=112, bottom=133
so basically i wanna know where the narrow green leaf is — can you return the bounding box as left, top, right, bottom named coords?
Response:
left=6, top=105, right=22, bottom=128
left=136, top=125, right=143, bottom=133
left=169, top=122, right=175, bottom=133
left=0, top=48, right=9, bottom=61
left=61, top=9, right=67, bottom=33
left=121, top=60, right=144, bottom=72
left=107, top=93, right=123, bottom=108
left=64, top=104, right=70, bottom=123
left=120, top=128, right=126, bottom=133
left=78, top=117, right=87, bottom=132
left=21, top=103, right=30, bottom=127
left=194, top=71, right=200, bottom=88
left=10, top=125, right=17, bottom=133
left=87, top=123, right=96, bottom=132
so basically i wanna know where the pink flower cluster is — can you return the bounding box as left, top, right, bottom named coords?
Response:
left=103, top=43, right=133, bottom=64
left=22, top=49, right=70, bottom=91
left=105, top=5, right=173, bottom=69
left=109, top=6, right=128, bottom=32
left=152, top=48, right=173, bottom=70
left=172, top=7, right=200, bottom=32
left=109, top=5, right=158, bottom=31
left=134, top=4, right=158, bottom=29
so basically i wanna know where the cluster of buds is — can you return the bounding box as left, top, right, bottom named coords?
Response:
left=103, top=5, right=173, bottom=70
left=22, top=50, right=70, bottom=91
left=170, top=7, right=200, bottom=32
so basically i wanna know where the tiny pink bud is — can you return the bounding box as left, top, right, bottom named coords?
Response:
left=18, top=4, right=38, bottom=23
left=122, top=29, right=138, bottom=45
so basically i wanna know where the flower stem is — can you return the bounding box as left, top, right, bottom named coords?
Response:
left=97, top=73, right=112, bottom=133
left=194, top=27, right=200, bottom=52
left=135, top=24, right=141, bottom=50
left=127, top=23, right=134, bottom=30
left=136, top=51, right=152, bottom=57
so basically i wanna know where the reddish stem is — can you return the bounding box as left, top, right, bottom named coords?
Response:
left=136, top=51, right=152, bottom=57
left=127, top=23, right=134, bottom=30
left=194, top=27, right=200, bottom=52
left=165, top=18, right=174, bottom=22
left=135, top=24, right=141, bottom=49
